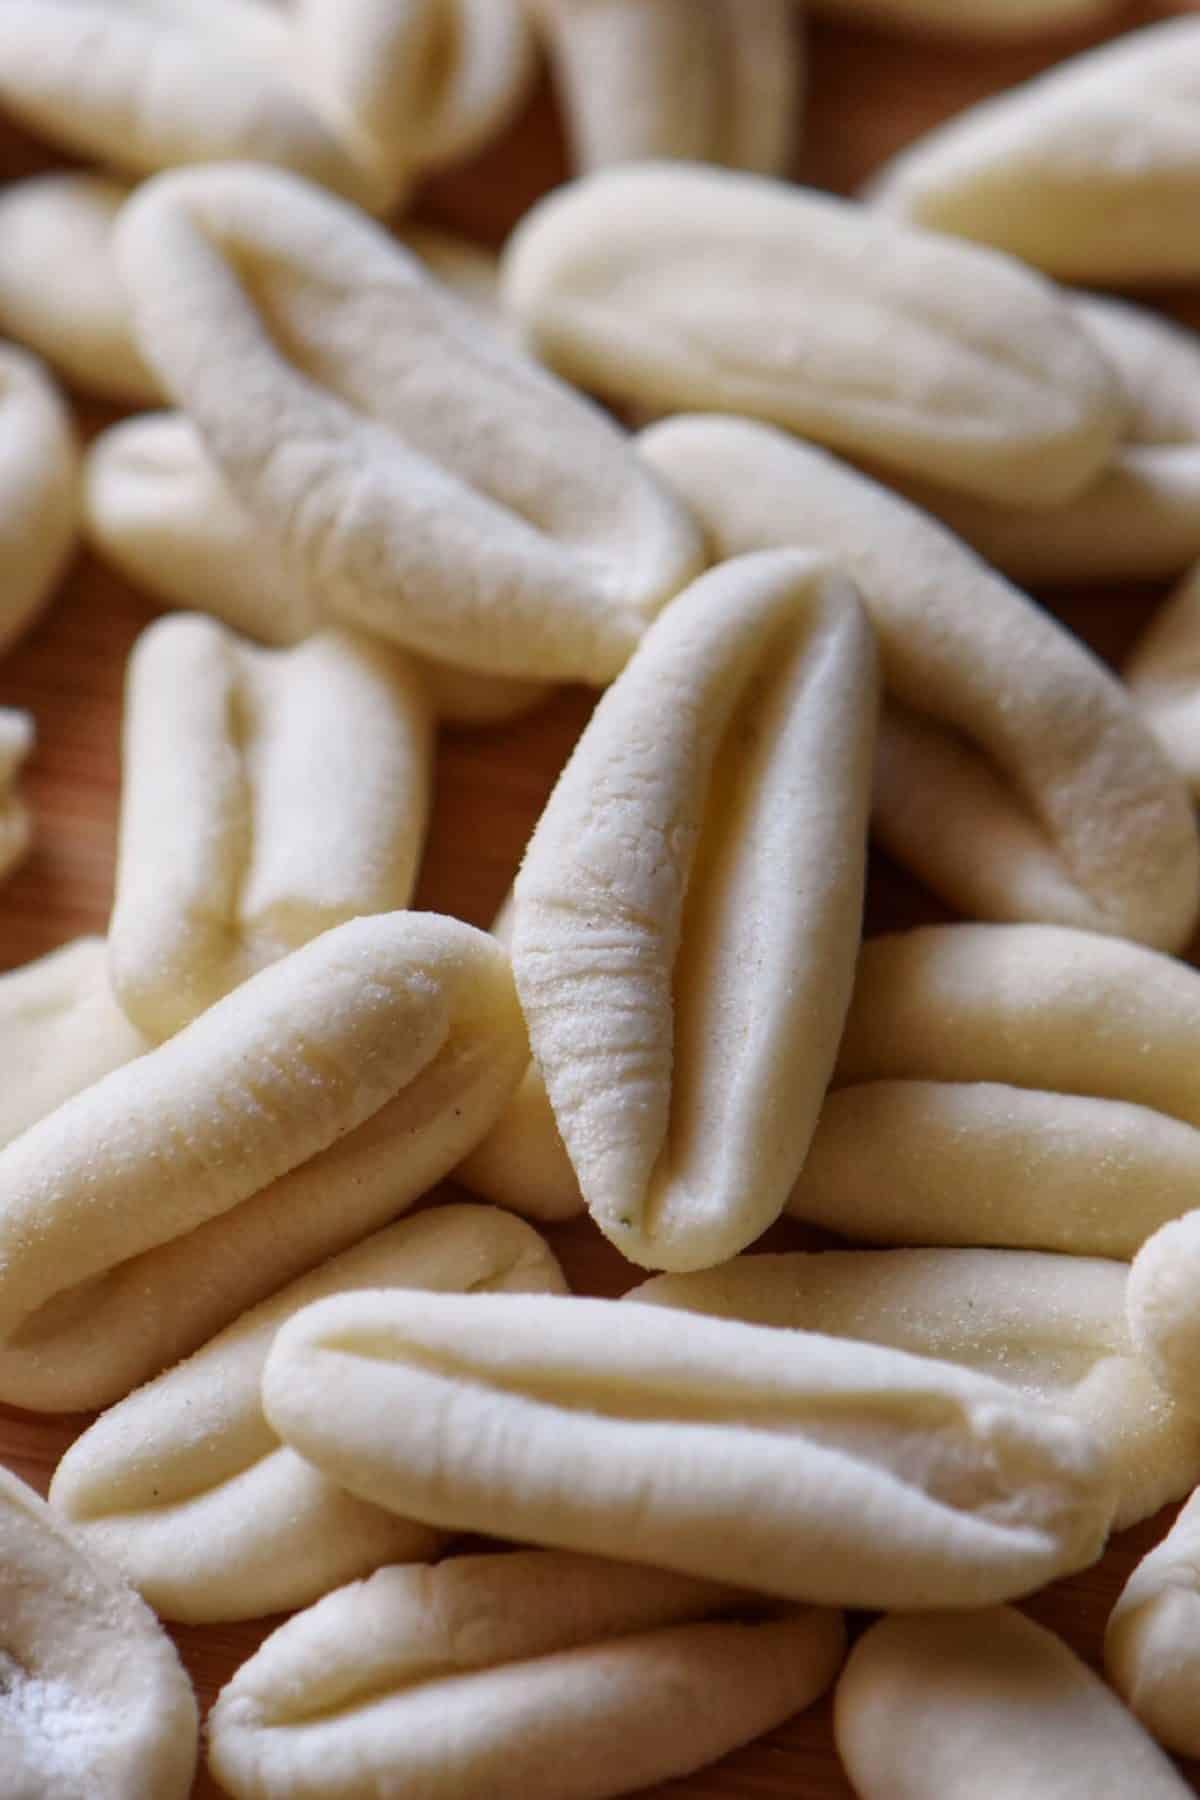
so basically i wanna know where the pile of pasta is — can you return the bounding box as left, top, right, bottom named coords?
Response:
left=6, top=4, right=1200, bottom=1797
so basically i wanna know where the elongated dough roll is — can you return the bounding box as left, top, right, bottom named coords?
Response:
left=835, top=1608, right=1191, bottom=1798
left=0, top=707, right=33, bottom=882
left=868, top=17, right=1200, bottom=284
left=530, top=0, right=802, bottom=175
left=0, top=345, right=79, bottom=658
left=0, top=911, right=527, bottom=1411
left=885, top=296, right=1200, bottom=586
left=262, top=1289, right=1116, bottom=1610
left=1126, top=559, right=1200, bottom=792
left=109, top=614, right=433, bottom=1038
left=641, top=415, right=1200, bottom=950
left=502, top=163, right=1124, bottom=507
left=1127, top=1212, right=1200, bottom=1415
left=513, top=550, right=877, bottom=1270
left=208, top=1551, right=845, bottom=1800
left=0, top=937, right=148, bottom=1149
left=83, top=413, right=550, bottom=726
left=633, top=1248, right=1200, bottom=1530
left=788, top=924, right=1200, bottom=1258
left=114, top=165, right=704, bottom=685
left=0, top=1464, right=197, bottom=1800
left=50, top=1205, right=566, bottom=1622
left=1106, top=1484, right=1200, bottom=1757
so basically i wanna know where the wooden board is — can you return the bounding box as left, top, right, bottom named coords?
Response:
left=3, top=4, right=1200, bottom=1794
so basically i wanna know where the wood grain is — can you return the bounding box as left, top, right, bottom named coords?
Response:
left=3, top=5, right=1200, bottom=1794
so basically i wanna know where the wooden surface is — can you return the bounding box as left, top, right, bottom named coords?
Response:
left=3, top=5, right=1200, bottom=1795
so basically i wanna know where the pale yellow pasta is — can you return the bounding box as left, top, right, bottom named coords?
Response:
left=109, top=614, right=433, bottom=1038
left=50, top=1205, right=566, bottom=1622
left=0, top=1464, right=197, bottom=1800
left=1126, top=560, right=1200, bottom=792
left=868, top=17, right=1200, bottom=284
left=262, top=1289, right=1116, bottom=1611
left=115, top=165, right=705, bottom=684
left=0, top=344, right=79, bottom=658
left=1106, top=1484, right=1200, bottom=1758
left=0, top=707, right=33, bottom=882
left=633, top=1249, right=1200, bottom=1529
left=835, top=1609, right=1191, bottom=1798
left=503, top=163, right=1125, bottom=507
left=0, top=912, right=527, bottom=1411
left=641, top=415, right=1200, bottom=950
left=512, top=550, right=877, bottom=1270
left=208, top=1551, right=844, bottom=1800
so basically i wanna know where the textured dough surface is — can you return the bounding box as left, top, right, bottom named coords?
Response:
left=835, top=1607, right=1191, bottom=1797
left=0, top=1463, right=197, bottom=1800
left=0, top=911, right=527, bottom=1411
left=208, top=1550, right=845, bottom=1800
left=50, top=1205, right=566, bottom=1621
left=109, top=613, right=433, bottom=1037
left=0, top=344, right=79, bottom=659
left=513, top=549, right=877, bottom=1269
left=262, top=1288, right=1116, bottom=1611
left=1126, top=558, right=1200, bottom=791
left=115, top=164, right=705, bottom=683
left=641, top=415, right=1200, bottom=950
left=1106, top=1483, right=1200, bottom=1757
left=503, top=162, right=1124, bottom=506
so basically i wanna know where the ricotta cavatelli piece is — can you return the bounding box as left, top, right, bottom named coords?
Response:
left=207, top=1551, right=845, bottom=1800
left=50, top=1206, right=567, bottom=1623
left=114, top=165, right=705, bottom=685
left=641, top=415, right=1200, bottom=950
left=512, top=549, right=878, bottom=1271
left=1106, top=1484, right=1200, bottom=1758
left=501, top=162, right=1125, bottom=508
left=885, top=296, right=1200, bottom=586
left=835, top=1608, right=1191, bottom=1800
left=83, top=413, right=549, bottom=726
left=0, top=345, right=79, bottom=657
left=1128, top=1212, right=1200, bottom=1417
left=808, top=0, right=1121, bottom=37
left=109, top=614, right=434, bottom=1039
left=0, top=912, right=527, bottom=1413
left=528, top=0, right=801, bottom=176
left=262, top=1291, right=1116, bottom=1610
left=455, top=893, right=583, bottom=1223
left=0, top=938, right=149, bottom=1150
left=867, top=17, right=1200, bottom=285
left=0, top=173, right=159, bottom=405
left=0, top=707, right=33, bottom=881
left=1126, top=560, right=1200, bottom=793
left=0, top=1464, right=197, bottom=1800
left=788, top=924, right=1200, bottom=1259
left=633, top=1249, right=1200, bottom=1530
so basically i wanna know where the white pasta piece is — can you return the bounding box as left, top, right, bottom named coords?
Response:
left=1106, top=1484, right=1200, bottom=1758
left=513, top=550, right=877, bottom=1270
left=0, top=708, right=33, bottom=882
left=502, top=163, right=1125, bottom=507
left=1126, top=561, right=1200, bottom=792
left=868, top=17, right=1200, bottom=284
left=884, top=295, right=1200, bottom=585
left=835, top=1608, right=1191, bottom=1798
left=0, top=345, right=79, bottom=658
left=809, top=0, right=1120, bottom=37
left=0, top=173, right=159, bottom=404
left=262, top=1289, right=1116, bottom=1610
left=0, top=911, right=527, bottom=1412
left=50, top=1205, right=566, bottom=1622
left=207, top=1550, right=845, bottom=1800
left=529, top=0, right=801, bottom=175
left=633, top=1249, right=1200, bottom=1530
left=1128, top=1212, right=1200, bottom=1417
left=298, top=0, right=534, bottom=188
left=84, top=413, right=551, bottom=726
left=456, top=892, right=583, bottom=1223
left=109, top=613, right=433, bottom=1039
left=114, top=164, right=704, bottom=684
left=0, top=1464, right=197, bottom=1800
left=0, top=938, right=149, bottom=1151
left=641, top=415, right=1200, bottom=950
left=788, top=924, right=1200, bottom=1259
